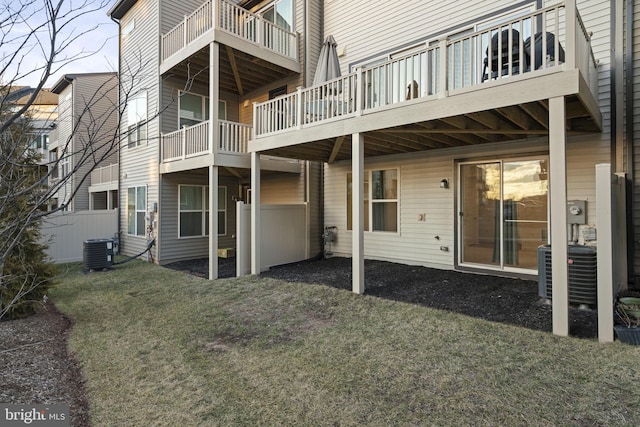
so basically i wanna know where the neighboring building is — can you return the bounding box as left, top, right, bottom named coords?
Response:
left=49, top=73, right=119, bottom=212
left=108, top=0, right=323, bottom=278
left=12, top=87, right=59, bottom=165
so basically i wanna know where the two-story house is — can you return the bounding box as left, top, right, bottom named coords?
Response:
left=108, top=0, right=323, bottom=279
left=49, top=73, right=119, bottom=212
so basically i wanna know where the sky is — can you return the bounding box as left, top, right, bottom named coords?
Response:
left=6, top=1, right=119, bottom=89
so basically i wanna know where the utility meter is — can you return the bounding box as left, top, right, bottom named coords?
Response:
left=567, top=200, right=586, bottom=224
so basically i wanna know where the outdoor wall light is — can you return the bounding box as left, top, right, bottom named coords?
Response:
left=440, top=178, right=449, bottom=189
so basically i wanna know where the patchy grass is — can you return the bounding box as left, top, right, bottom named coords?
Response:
left=51, top=261, right=639, bottom=426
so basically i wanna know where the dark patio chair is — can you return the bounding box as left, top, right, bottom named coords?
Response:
left=524, top=32, right=565, bottom=70
left=482, top=29, right=528, bottom=82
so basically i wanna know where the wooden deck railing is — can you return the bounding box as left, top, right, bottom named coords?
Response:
left=254, top=0, right=597, bottom=137
left=161, top=0, right=298, bottom=62
left=161, top=120, right=252, bottom=162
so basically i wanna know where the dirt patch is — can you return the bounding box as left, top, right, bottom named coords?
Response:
left=0, top=302, right=90, bottom=426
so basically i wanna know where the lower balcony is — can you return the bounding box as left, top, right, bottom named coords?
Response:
left=160, top=120, right=300, bottom=174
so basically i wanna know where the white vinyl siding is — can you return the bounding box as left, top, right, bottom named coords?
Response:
left=119, top=0, right=160, bottom=258
left=325, top=135, right=606, bottom=269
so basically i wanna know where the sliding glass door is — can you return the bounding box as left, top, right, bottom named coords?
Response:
left=459, top=159, right=548, bottom=272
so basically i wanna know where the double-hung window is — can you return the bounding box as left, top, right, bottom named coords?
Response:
left=179, top=91, right=226, bottom=128
left=347, top=169, right=398, bottom=232
left=59, top=148, right=70, bottom=178
left=127, top=186, right=146, bottom=236
left=127, top=92, right=147, bottom=148
left=179, top=185, right=226, bottom=238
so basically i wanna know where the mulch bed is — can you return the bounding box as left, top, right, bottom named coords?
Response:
left=166, top=256, right=599, bottom=339
left=0, top=302, right=90, bottom=427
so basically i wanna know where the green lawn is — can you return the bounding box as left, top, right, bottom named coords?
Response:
left=51, top=261, right=639, bottom=426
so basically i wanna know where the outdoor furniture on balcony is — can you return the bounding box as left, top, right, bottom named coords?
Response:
left=525, top=32, right=566, bottom=70
left=254, top=1, right=598, bottom=139
left=482, top=29, right=528, bottom=82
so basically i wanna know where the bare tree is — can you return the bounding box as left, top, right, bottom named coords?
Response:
left=0, top=0, right=120, bottom=318
left=0, top=1, right=207, bottom=319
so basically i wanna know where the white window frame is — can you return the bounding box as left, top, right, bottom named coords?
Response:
left=347, top=168, right=399, bottom=233
left=59, top=148, right=70, bottom=178
left=127, top=92, right=147, bottom=148
left=260, top=0, right=295, bottom=32
left=178, top=91, right=227, bottom=128
left=178, top=185, right=227, bottom=238
left=127, top=186, right=147, bottom=236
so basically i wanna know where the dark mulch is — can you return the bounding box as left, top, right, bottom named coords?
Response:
left=167, top=256, right=598, bottom=339
left=164, top=257, right=236, bottom=279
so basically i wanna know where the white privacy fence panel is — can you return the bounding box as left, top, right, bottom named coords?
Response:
left=236, top=203, right=308, bottom=276
left=40, top=210, right=118, bottom=263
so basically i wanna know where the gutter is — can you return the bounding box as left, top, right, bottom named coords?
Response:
left=110, top=13, right=122, bottom=254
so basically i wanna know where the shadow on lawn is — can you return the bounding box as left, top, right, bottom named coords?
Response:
left=165, top=256, right=598, bottom=339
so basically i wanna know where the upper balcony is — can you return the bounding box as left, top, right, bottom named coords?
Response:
left=251, top=1, right=601, bottom=162
left=160, top=0, right=300, bottom=90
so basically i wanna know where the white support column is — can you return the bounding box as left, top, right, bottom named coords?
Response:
left=209, top=165, right=219, bottom=280
left=210, top=42, right=220, bottom=155
left=549, top=96, right=569, bottom=336
left=352, top=133, right=365, bottom=294
left=208, top=41, right=220, bottom=281
left=596, top=163, right=614, bottom=343
left=251, top=152, right=261, bottom=275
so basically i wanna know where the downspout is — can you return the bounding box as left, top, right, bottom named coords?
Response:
left=625, top=0, right=635, bottom=282
left=303, top=0, right=308, bottom=87
left=110, top=13, right=122, bottom=254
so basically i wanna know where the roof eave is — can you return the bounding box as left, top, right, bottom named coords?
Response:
left=108, top=0, right=137, bottom=20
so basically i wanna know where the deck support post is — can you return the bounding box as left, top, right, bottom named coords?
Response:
left=210, top=42, right=220, bottom=155
left=251, top=152, right=261, bottom=275
left=209, top=165, right=219, bottom=280
left=208, top=41, right=220, bottom=281
left=549, top=96, right=569, bottom=336
left=352, top=132, right=365, bottom=294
